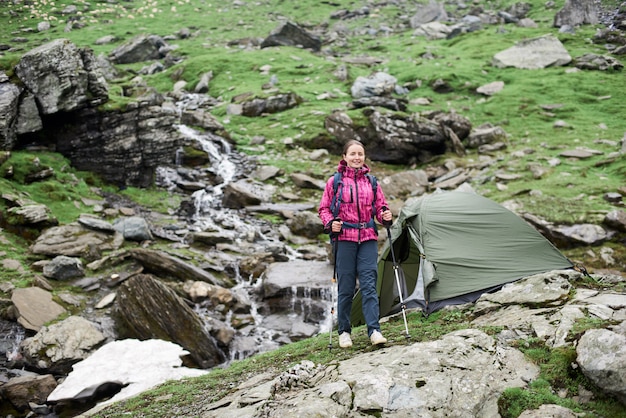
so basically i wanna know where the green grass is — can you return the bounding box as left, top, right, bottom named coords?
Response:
left=1, top=0, right=625, bottom=416
left=502, top=335, right=626, bottom=418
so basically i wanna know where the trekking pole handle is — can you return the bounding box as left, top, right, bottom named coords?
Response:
left=381, top=206, right=392, bottom=227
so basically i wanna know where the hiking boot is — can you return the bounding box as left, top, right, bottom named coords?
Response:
left=370, top=330, right=387, bottom=345
left=339, top=332, right=353, bottom=348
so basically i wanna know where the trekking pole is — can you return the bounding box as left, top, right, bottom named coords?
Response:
left=382, top=206, right=410, bottom=340
left=328, top=222, right=340, bottom=351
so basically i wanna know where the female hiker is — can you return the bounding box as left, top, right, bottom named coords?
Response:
left=318, top=139, right=392, bottom=348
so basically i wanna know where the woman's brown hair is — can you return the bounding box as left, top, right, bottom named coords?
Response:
left=342, top=140, right=365, bottom=156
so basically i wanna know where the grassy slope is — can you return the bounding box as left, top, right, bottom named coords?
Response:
left=1, top=0, right=625, bottom=416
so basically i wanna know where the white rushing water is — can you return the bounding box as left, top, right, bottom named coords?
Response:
left=157, top=122, right=331, bottom=361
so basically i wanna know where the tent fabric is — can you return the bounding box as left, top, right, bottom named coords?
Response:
left=351, top=191, right=573, bottom=324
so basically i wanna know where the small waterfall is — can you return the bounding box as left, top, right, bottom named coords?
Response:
left=175, top=147, right=185, bottom=166
left=1, top=320, right=25, bottom=363
left=159, top=109, right=332, bottom=361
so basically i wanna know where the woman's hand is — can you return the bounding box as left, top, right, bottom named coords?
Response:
left=331, top=220, right=342, bottom=233
left=382, top=209, right=392, bottom=223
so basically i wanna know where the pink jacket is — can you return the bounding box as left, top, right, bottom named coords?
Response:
left=318, top=160, right=388, bottom=243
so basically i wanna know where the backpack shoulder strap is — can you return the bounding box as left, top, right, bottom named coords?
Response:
left=330, top=172, right=342, bottom=218
left=367, top=174, right=377, bottom=217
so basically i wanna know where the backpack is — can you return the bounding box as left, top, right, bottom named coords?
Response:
left=329, top=171, right=378, bottom=231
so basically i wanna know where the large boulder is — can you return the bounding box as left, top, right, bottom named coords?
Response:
left=14, top=38, right=108, bottom=115
left=577, top=328, right=626, bottom=406
left=114, top=274, right=226, bottom=368
left=492, top=34, right=572, bottom=69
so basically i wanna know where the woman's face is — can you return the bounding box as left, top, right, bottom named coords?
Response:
left=343, top=143, right=365, bottom=169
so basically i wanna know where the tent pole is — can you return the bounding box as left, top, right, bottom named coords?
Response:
left=383, top=207, right=411, bottom=341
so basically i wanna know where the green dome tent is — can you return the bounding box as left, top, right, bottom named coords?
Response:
left=351, top=191, right=574, bottom=324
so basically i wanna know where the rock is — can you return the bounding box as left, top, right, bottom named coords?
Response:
left=77, top=214, right=116, bottom=233
left=0, top=81, right=20, bottom=149
left=42, top=255, right=84, bottom=280
left=379, top=170, right=429, bottom=199
left=409, top=1, right=448, bottom=27
left=16, top=92, right=43, bottom=135
left=240, top=92, right=304, bottom=116
left=577, top=328, right=626, bottom=406
left=574, top=53, right=624, bottom=71
left=604, top=209, right=626, bottom=232
left=128, top=248, right=223, bottom=286
left=554, top=0, right=599, bottom=27
left=492, top=34, right=572, bottom=69
left=30, top=222, right=124, bottom=257
left=350, top=72, right=398, bottom=98
left=285, top=211, right=323, bottom=239
left=476, top=81, right=505, bottom=96
left=114, top=274, right=226, bottom=368
left=14, top=39, right=108, bottom=115
left=203, top=329, right=540, bottom=417
left=21, top=316, right=106, bottom=374
left=108, top=35, right=168, bottom=64
left=10, top=287, right=67, bottom=332
left=290, top=172, right=326, bottom=190
left=518, top=404, right=579, bottom=418
left=222, top=178, right=277, bottom=208
left=0, top=374, right=57, bottom=413
left=261, top=21, right=322, bottom=51
left=112, top=216, right=153, bottom=242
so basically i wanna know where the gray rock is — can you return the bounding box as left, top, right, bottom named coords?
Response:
left=604, top=209, right=626, bottom=232
left=285, top=211, right=323, bottom=239
left=350, top=72, right=397, bottom=99
left=14, top=38, right=108, bottom=115
left=554, top=0, right=599, bottom=27
left=492, top=34, right=572, bottom=69
left=16, top=92, right=43, bottom=135
left=108, top=35, right=168, bottom=64
left=114, top=274, right=226, bottom=368
left=0, top=81, right=21, bottom=149
left=42, top=255, right=84, bottom=280
left=577, top=328, right=626, bottom=405
left=261, top=21, right=322, bottom=51
left=203, top=329, right=540, bottom=417
left=30, top=222, right=124, bottom=257
left=222, top=178, right=277, bottom=208
left=22, top=316, right=105, bottom=374
left=113, top=216, right=153, bottom=242
left=10, top=287, right=66, bottom=332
